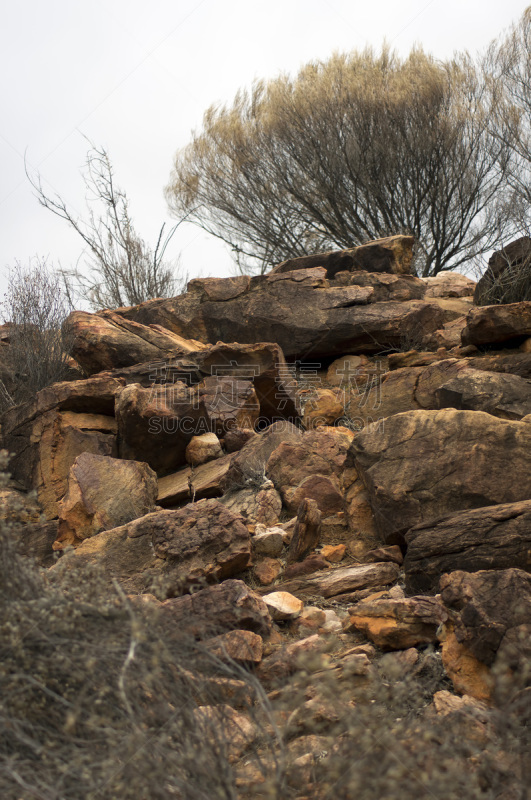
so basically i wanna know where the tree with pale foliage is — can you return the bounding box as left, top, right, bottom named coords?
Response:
left=166, top=47, right=514, bottom=276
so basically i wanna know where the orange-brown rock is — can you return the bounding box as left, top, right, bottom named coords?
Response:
left=185, top=433, right=223, bottom=466
left=462, top=301, right=531, bottom=347
left=301, top=388, right=344, bottom=429
left=140, top=499, right=251, bottom=587
left=55, top=453, right=157, bottom=548
left=270, top=236, right=415, bottom=276
left=115, top=378, right=259, bottom=474
left=266, top=426, right=353, bottom=515
left=204, top=629, right=263, bottom=665
left=349, top=409, right=531, bottom=544
left=439, top=624, right=495, bottom=702
left=321, top=544, right=346, bottom=563
left=66, top=309, right=203, bottom=375
left=287, top=498, right=321, bottom=564
left=343, top=595, right=448, bottom=650
left=5, top=409, right=117, bottom=520
left=253, top=558, right=282, bottom=586
left=161, top=579, right=272, bottom=637
left=404, top=500, right=531, bottom=594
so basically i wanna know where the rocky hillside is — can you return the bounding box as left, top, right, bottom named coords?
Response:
left=1, top=234, right=530, bottom=798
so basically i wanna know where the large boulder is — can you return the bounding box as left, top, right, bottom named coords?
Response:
left=161, top=579, right=272, bottom=637
left=343, top=595, right=448, bottom=650
left=404, top=500, right=531, bottom=594
left=474, top=236, right=531, bottom=306
left=115, top=378, right=259, bottom=474
left=266, top=427, right=353, bottom=515
left=462, top=301, right=531, bottom=348
left=438, top=568, right=531, bottom=700
left=3, top=409, right=117, bottom=519
left=270, top=235, right=415, bottom=276
left=140, top=499, right=251, bottom=587
left=435, top=368, right=531, bottom=420
left=348, top=409, right=531, bottom=544
left=55, top=453, right=158, bottom=548
left=66, top=310, right=204, bottom=375
left=111, top=269, right=447, bottom=361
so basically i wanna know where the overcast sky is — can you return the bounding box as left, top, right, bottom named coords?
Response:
left=1, top=0, right=529, bottom=304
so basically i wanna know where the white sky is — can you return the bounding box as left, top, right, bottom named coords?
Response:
left=1, top=0, right=529, bottom=304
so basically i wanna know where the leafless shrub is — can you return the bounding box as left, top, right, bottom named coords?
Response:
left=0, top=257, right=74, bottom=410
left=27, top=143, right=188, bottom=310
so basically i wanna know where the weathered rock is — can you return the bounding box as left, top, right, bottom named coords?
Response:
left=333, top=270, right=426, bottom=302
left=439, top=568, right=531, bottom=666
left=436, top=368, right=531, bottom=420
left=326, top=354, right=371, bottom=387
left=321, top=544, right=346, bottom=563
left=114, top=271, right=447, bottom=361
left=185, top=433, right=223, bottom=466
left=266, top=427, right=353, bottom=515
left=66, top=310, right=203, bottom=374
left=424, top=272, right=476, bottom=298
left=196, top=341, right=300, bottom=422
left=253, top=558, right=282, bottom=586
left=439, top=624, right=495, bottom=702
left=349, top=409, right=531, bottom=544
left=404, top=501, right=531, bottom=594
left=4, top=409, right=117, bottom=519
left=62, top=519, right=162, bottom=593
left=263, top=591, right=304, bottom=620
left=221, top=481, right=282, bottom=527
left=343, top=595, right=448, bottom=650
left=157, top=453, right=232, bottom=506
left=222, top=427, right=255, bottom=453
left=462, top=301, right=531, bottom=347
left=137, top=499, right=251, bottom=587
left=276, top=561, right=400, bottom=599
left=204, top=629, right=263, bottom=665
left=270, top=236, right=415, bottom=276
left=258, top=634, right=327, bottom=683
left=16, top=520, right=58, bottom=567
left=474, top=236, right=531, bottom=306
left=287, top=498, right=322, bottom=564
left=301, top=388, right=344, bottom=429
left=56, top=453, right=158, bottom=548
left=119, top=378, right=259, bottom=474
left=222, top=420, right=303, bottom=492
left=252, top=527, right=284, bottom=557
left=161, top=579, right=272, bottom=637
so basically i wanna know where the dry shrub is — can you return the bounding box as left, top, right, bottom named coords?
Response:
left=0, top=258, right=74, bottom=410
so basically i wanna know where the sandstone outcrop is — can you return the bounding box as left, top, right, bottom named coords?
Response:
left=404, top=500, right=531, bottom=593
left=349, top=409, right=531, bottom=544
left=56, top=453, right=158, bottom=548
